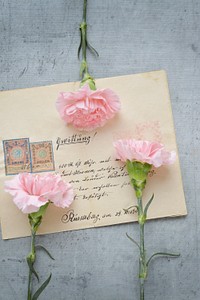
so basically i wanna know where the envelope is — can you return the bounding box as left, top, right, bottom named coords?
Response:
left=0, top=70, right=187, bottom=239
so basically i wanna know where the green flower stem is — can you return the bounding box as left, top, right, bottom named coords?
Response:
left=137, top=197, right=147, bottom=300
left=80, top=21, right=88, bottom=75
left=26, top=203, right=50, bottom=300
left=31, top=227, right=36, bottom=257
left=126, top=161, right=180, bottom=299
left=82, top=0, right=87, bottom=59
left=27, top=225, right=36, bottom=300
left=79, top=0, right=96, bottom=89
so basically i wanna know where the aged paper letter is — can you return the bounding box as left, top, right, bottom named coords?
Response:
left=0, top=71, right=187, bottom=239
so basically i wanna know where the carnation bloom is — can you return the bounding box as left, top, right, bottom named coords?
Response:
left=56, top=84, right=121, bottom=131
left=113, top=139, right=176, bottom=168
left=4, top=173, right=74, bottom=214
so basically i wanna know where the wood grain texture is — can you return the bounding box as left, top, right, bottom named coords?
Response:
left=0, top=0, right=200, bottom=299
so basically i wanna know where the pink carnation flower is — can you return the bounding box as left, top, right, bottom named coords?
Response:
left=113, top=139, right=176, bottom=168
left=56, top=84, right=121, bottom=131
left=4, top=173, right=74, bottom=214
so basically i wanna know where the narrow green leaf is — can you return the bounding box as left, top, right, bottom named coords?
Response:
left=35, top=245, right=55, bottom=260
left=144, top=194, right=154, bottom=218
left=27, top=258, right=39, bottom=282
left=86, top=41, right=99, bottom=57
left=147, top=252, right=180, bottom=267
left=126, top=233, right=140, bottom=250
left=32, top=274, right=52, bottom=300
left=78, top=30, right=82, bottom=59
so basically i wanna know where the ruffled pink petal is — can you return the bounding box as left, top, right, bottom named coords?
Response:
left=4, top=173, right=74, bottom=214
left=114, top=139, right=176, bottom=168
left=162, top=150, right=176, bottom=165
left=50, top=185, right=74, bottom=208
left=56, top=84, right=121, bottom=131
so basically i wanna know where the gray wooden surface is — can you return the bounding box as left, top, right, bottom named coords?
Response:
left=0, top=0, right=199, bottom=299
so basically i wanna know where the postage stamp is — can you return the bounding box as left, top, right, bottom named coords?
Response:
left=3, top=138, right=31, bottom=175
left=30, top=141, right=55, bottom=173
